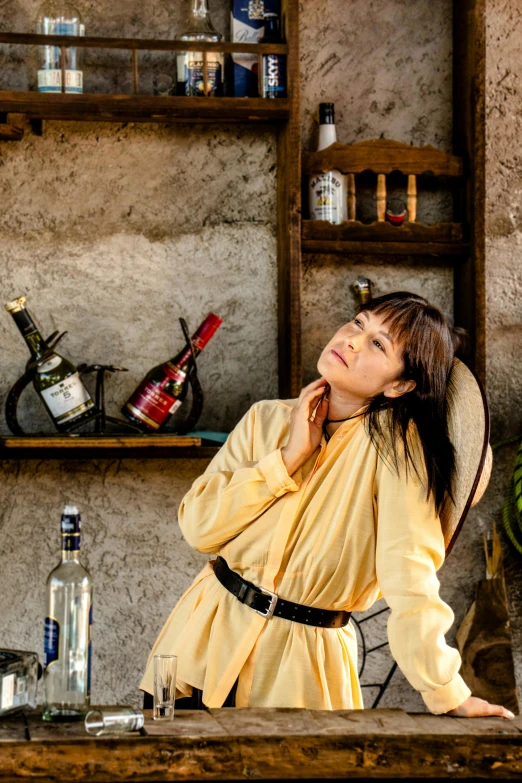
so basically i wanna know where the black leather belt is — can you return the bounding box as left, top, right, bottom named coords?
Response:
left=213, top=556, right=352, bottom=629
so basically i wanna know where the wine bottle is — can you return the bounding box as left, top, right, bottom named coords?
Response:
left=308, top=102, right=348, bottom=224
left=122, top=313, right=223, bottom=432
left=176, top=0, right=224, bottom=97
left=43, top=505, right=93, bottom=722
left=5, top=296, right=96, bottom=432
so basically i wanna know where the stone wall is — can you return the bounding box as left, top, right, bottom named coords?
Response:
left=2, top=0, right=517, bottom=714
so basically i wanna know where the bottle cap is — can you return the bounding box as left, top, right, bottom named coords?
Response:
left=319, top=103, right=335, bottom=125
left=5, top=296, right=27, bottom=313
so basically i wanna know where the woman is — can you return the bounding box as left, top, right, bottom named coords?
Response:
left=140, top=291, right=514, bottom=719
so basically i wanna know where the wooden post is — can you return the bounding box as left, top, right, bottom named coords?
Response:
left=407, top=174, right=417, bottom=222
left=132, top=49, right=139, bottom=95
left=347, top=173, right=356, bottom=220
left=60, top=46, right=66, bottom=94
left=377, top=174, right=386, bottom=222
left=203, top=51, right=209, bottom=96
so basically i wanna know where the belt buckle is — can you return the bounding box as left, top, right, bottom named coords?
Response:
left=253, top=586, right=278, bottom=619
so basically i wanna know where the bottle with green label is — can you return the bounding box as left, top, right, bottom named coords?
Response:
left=43, top=505, right=93, bottom=722
left=4, top=296, right=96, bottom=432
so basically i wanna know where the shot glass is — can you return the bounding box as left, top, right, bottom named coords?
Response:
left=153, top=654, right=177, bottom=721
left=85, top=707, right=144, bottom=736
left=153, top=73, right=175, bottom=96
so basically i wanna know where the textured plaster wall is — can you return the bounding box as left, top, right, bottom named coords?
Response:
left=0, top=0, right=505, bottom=714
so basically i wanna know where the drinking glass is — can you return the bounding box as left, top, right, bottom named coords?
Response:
left=84, top=707, right=144, bottom=736
left=153, top=73, right=175, bottom=96
left=153, top=654, right=177, bottom=720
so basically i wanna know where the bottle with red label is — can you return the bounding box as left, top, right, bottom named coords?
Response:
left=121, top=313, right=222, bottom=432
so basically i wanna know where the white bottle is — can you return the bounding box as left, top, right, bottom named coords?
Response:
left=43, top=505, right=93, bottom=722
left=308, top=103, right=348, bottom=224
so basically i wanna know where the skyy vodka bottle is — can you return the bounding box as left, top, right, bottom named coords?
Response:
left=43, top=506, right=93, bottom=722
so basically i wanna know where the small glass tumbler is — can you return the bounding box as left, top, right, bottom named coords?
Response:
left=84, top=707, right=144, bottom=736
left=153, top=73, right=175, bottom=96
left=153, top=654, right=177, bottom=721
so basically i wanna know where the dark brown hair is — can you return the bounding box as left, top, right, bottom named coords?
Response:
left=356, top=291, right=461, bottom=515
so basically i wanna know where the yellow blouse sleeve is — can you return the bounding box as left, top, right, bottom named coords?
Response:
left=178, top=402, right=302, bottom=554
left=374, top=440, right=472, bottom=715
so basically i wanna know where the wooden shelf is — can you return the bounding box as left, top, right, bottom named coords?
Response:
left=0, top=434, right=221, bottom=460
left=0, top=92, right=290, bottom=125
left=302, top=219, right=469, bottom=257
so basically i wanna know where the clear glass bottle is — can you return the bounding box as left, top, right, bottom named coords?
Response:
left=0, top=650, right=41, bottom=717
left=36, top=0, right=85, bottom=94
left=43, top=505, right=93, bottom=722
left=308, top=103, right=348, bottom=224
left=176, top=0, right=224, bottom=97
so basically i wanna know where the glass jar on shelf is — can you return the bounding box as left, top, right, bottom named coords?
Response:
left=36, top=0, right=85, bottom=94
left=176, top=0, right=224, bottom=97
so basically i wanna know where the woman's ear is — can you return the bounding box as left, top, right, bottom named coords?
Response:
left=383, top=379, right=417, bottom=398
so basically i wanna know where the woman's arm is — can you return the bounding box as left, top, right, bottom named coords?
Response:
left=374, top=445, right=472, bottom=715
left=178, top=401, right=302, bottom=554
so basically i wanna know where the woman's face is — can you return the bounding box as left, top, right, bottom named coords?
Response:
left=317, top=309, right=416, bottom=403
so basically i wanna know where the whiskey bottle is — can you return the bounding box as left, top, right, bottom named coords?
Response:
left=122, top=312, right=223, bottom=432
left=36, top=0, right=85, bottom=94
left=260, top=13, right=286, bottom=99
left=43, top=505, right=93, bottom=722
left=5, top=296, right=96, bottom=432
left=308, top=103, right=348, bottom=224
left=176, top=0, right=224, bottom=97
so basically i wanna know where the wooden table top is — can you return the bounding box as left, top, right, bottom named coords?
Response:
left=0, top=707, right=521, bottom=780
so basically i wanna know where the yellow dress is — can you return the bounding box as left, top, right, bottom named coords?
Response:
left=140, top=398, right=472, bottom=714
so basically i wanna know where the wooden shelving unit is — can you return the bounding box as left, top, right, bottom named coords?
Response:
left=301, top=0, right=485, bottom=382
left=0, top=0, right=302, bottom=460
left=0, top=0, right=486, bottom=456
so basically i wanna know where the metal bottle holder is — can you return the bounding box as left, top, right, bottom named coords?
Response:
left=5, top=318, right=204, bottom=437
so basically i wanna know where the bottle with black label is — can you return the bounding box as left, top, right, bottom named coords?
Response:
left=5, top=297, right=96, bottom=432
left=176, top=0, right=224, bottom=97
left=260, top=12, right=286, bottom=99
left=43, top=505, right=93, bottom=722
left=308, top=102, right=348, bottom=224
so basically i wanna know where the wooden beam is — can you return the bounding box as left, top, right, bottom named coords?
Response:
left=277, top=0, right=302, bottom=398
left=453, top=0, right=486, bottom=385
left=0, top=32, right=288, bottom=55
left=305, top=139, right=464, bottom=177
left=0, top=92, right=290, bottom=124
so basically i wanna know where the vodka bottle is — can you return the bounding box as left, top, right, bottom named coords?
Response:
left=260, top=13, right=286, bottom=99
left=176, top=0, right=224, bottom=96
left=122, top=313, right=222, bottom=431
left=308, top=103, right=348, bottom=224
left=5, top=296, right=96, bottom=432
left=36, top=0, right=85, bottom=94
left=43, top=505, right=93, bottom=722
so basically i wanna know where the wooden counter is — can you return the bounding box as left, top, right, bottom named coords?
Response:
left=0, top=707, right=521, bottom=781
